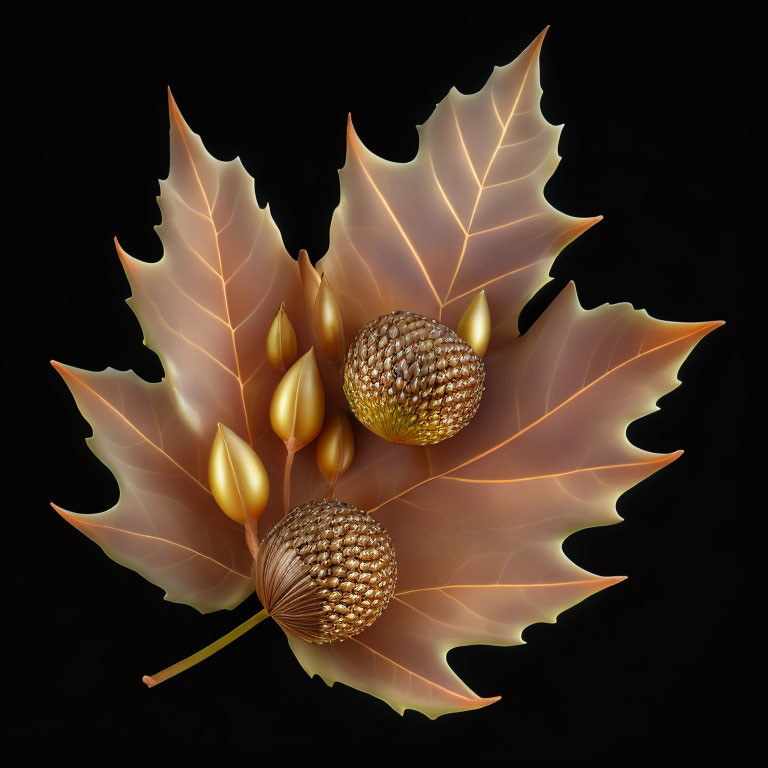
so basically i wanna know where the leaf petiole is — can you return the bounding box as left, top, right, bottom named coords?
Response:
left=142, top=608, right=270, bottom=688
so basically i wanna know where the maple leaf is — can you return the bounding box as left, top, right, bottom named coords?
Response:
left=52, top=92, right=304, bottom=612
left=290, top=285, right=719, bottom=716
left=51, top=366, right=252, bottom=611
left=52, top=29, right=721, bottom=717
left=317, top=29, right=600, bottom=350
left=287, top=29, right=721, bottom=716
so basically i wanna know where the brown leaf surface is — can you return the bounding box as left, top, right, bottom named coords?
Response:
left=52, top=365, right=253, bottom=611
left=290, top=284, right=721, bottom=716
left=121, top=92, right=304, bottom=448
left=317, top=28, right=600, bottom=350
left=52, top=93, right=304, bottom=611
left=52, top=32, right=721, bottom=717
left=286, top=30, right=722, bottom=716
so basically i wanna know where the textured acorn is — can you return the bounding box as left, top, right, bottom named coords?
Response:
left=343, top=311, right=485, bottom=445
left=254, top=500, right=397, bottom=644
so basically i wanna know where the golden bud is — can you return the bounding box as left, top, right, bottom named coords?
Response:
left=457, top=290, right=491, bottom=357
left=266, top=303, right=298, bottom=371
left=270, top=348, right=325, bottom=451
left=316, top=411, right=355, bottom=484
left=344, top=311, right=485, bottom=445
left=254, top=499, right=396, bottom=643
left=314, top=274, right=345, bottom=362
left=208, top=423, right=269, bottom=524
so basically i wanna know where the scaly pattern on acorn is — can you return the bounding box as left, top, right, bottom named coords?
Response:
left=254, top=500, right=397, bottom=644
left=343, top=311, right=485, bottom=445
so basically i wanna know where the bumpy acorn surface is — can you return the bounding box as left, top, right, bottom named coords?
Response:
left=254, top=500, right=397, bottom=644
left=343, top=310, right=485, bottom=445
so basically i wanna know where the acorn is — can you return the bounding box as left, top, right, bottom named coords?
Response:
left=343, top=310, right=485, bottom=445
left=254, top=499, right=397, bottom=644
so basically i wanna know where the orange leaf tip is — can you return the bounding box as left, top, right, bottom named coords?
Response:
left=167, top=86, right=182, bottom=121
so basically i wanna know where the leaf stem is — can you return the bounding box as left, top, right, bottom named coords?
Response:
left=142, top=608, right=270, bottom=688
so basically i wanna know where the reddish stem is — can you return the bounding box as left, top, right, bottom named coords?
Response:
left=244, top=517, right=260, bottom=561
left=283, top=449, right=295, bottom=516
left=324, top=474, right=338, bottom=500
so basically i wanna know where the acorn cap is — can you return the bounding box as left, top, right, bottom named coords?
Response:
left=254, top=500, right=397, bottom=644
left=343, top=311, right=485, bottom=445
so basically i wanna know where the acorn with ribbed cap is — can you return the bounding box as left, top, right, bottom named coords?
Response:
left=343, top=310, right=485, bottom=445
left=254, top=499, right=397, bottom=643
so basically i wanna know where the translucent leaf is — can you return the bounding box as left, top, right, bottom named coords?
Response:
left=52, top=93, right=305, bottom=611
left=290, top=284, right=720, bottom=716
left=287, top=29, right=722, bottom=715
left=317, top=28, right=600, bottom=350
left=52, top=365, right=253, bottom=611
left=121, top=92, right=305, bottom=449
left=52, top=31, right=721, bottom=717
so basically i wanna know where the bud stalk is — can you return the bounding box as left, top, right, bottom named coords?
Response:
left=269, top=349, right=325, bottom=513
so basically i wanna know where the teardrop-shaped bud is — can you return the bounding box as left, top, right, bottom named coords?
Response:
left=209, top=423, right=269, bottom=524
left=457, top=290, right=491, bottom=357
left=298, top=249, right=321, bottom=328
left=266, top=303, right=298, bottom=371
left=270, top=348, right=325, bottom=451
left=316, top=411, right=355, bottom=485
left=313, top=274, right=345, bottom=362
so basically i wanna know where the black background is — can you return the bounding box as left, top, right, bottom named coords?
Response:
left=3, top=4, right=759, bottom=765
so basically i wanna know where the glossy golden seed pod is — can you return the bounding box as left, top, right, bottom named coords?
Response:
left=208, top=423, right=269, bottom=524
left=343, top=311, right=485, bottom=445
left=266, top=303, right=298, bottom=371
left=457, top=290, right=491, bottom=358
left=314, top=274, right=345, bottom=362
left=316, top=411, right=355, bottom=484
left=254, top=499, right=397, bottom=644
left=269, top=348, right=325, bottom=450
